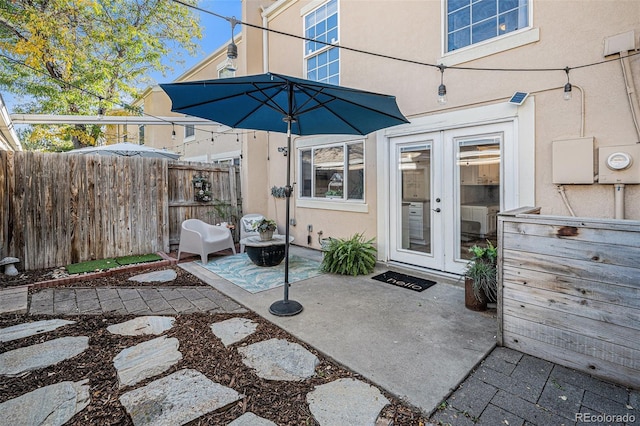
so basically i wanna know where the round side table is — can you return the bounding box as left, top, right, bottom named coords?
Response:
left=240, top=235, right=295, bottom=267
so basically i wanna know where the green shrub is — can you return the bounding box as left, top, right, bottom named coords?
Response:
left=464, top=240, right=497, bottom=302
left=320, top=233, right=377, bottom=276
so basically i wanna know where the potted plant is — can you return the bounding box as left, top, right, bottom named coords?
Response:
left=325, top=189, right=343, bottom=198
left=464, top=241, right=497, bottom=311
left=256, top=218, right=277, bottom=241
left=321, top=233, right=377, bottom=276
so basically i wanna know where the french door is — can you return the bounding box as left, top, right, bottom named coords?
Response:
left=389, top=124, right=507, bottom=275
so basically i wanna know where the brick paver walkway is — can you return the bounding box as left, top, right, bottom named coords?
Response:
left=29, top=286, right=246, bottom=315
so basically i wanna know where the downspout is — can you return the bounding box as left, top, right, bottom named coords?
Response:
left=620, top=51, right=640, bottom=141
left=261, top=6, right=269, bottom=73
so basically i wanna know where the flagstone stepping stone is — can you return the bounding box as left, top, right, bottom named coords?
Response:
left=306, top=378, right=390, bottom=426
left=210, top=317, right=258, bottom=347
left=237, top=338, right=319, bottom=381
left=119, top=368, right=243, bottom=426
left=0, top=286, right=28, bottom=314
left=107, top=316, right=175, bottom=336
left=113, top=335, right=182, bottom=387
left=0, top=319, right=75, bottom=342
left=228, top=412, right=277, bottom=426
left=129, top=269, right=177, bottom=283
left=0, top=379, right=90, bottom=426
left=0, top=336, right=89, bottom=377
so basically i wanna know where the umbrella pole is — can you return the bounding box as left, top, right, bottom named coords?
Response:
left=269, top=115, right=303, bottom=317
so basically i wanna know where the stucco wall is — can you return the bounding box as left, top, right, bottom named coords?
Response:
left=253, top=0, right=640, bottom=253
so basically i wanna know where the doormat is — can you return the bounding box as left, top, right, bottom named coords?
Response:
left=371, top=271, right=436, bottom=292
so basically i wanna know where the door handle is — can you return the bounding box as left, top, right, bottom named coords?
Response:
left=433, top=208, right=441, bottom=213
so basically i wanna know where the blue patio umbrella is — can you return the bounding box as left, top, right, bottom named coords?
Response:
left=161, top=72, right=409, bottom=316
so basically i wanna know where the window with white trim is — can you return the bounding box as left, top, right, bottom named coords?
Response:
left=304, top=0, right=339, bottom=84
left=184, top=124, right=195, bottom=139
left=299, top=141, right=364, bottom=200
left=446, top=0, right=530, bottom=52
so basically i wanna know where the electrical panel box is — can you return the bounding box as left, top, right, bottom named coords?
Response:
left=603, top=30, right=636, bottom=57
left=552, top=137, right=595, bottom=184
left=598, top=144, right=640, bottom=184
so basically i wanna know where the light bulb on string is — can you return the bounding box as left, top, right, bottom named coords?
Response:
left=437, top=64, right=448, bottom=105
left=171, top=123, right=176, bottom=140
left=97, top=97, right=105, bottom=120
left=563, top=67, right=572, bottom=101
left=223, top=18, right=238, bottom=73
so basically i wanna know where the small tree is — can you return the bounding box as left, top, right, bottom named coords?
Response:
left=0, top=0, right=202, bottom=149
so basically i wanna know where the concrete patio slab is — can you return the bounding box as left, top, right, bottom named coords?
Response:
left=180, top=246, right=496, bottom=415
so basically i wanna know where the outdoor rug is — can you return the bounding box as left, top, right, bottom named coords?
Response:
left=197, top=253, right=323, bottom=293
left=371, top=271, right=436, bottom=292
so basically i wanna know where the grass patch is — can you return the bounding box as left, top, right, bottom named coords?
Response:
left=66, top=258, right=118, bottom=274
left=66, top=253, right=163, bottom=274
left=115, top=253, right=162, bottom=266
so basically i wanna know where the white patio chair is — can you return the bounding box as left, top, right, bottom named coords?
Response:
left=177, top=219, right=236, bottom=263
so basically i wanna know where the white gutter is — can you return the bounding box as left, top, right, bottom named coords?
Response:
left=10, top=114, right=220, bottom=126
left=0, top=94, right=21, bottom=151
left=261, top=6, right=269, bottom=73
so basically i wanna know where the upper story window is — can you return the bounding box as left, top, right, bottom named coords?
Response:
left=184, top=124, right=195, bottom=139
left=304, top=0, right=339, bottom=85
left=446, top=0, right=529, bottom=52
left=299, top=141, right=364, bottom=201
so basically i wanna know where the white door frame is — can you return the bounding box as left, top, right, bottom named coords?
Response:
left=377, top=100, right=535, bottom=273
left=388, top=132, right=444, bottom=270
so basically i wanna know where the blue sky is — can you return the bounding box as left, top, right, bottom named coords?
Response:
left=151, top=0, right=242, bottom=84
left=2, top=0, right=242, bottom=114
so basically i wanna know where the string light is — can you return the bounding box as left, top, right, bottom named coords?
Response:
left=437, top=64, right=447, bottom=105
left=223, top=17, right=238, bottom=73
left=171, top=123, right=176, bottom=140
left=563, top=67, right=572, bottom=101
left=5, top=1, right=640, bottom=141
left=97, top=97, right=105, bottom=120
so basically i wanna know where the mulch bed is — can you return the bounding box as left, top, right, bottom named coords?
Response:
left=0, top=263, right=431, bottom=425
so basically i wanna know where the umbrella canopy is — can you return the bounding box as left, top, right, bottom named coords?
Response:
left=161, top=73, right=409, bottom=316
left=68, top=142, right=180, bottom=160
left=160, top=73, right=409, bottom=136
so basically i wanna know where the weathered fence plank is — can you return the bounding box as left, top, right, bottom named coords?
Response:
left=503, top=318, right=640, bottom=388
left=0, top=152, right=239, bottom=270
left=167, top=162, right=242, bottom=247
left=498, top=209, right=640, bottom=389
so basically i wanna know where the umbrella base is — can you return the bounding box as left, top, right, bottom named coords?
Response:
left=269, top=299, right=303, bottom=316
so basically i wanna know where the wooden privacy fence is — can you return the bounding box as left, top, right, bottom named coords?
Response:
left=0, top=151, right=241, bottom=270
left=497, top=207, right=640, bottom=389
left=167, top=161, right=241, bottom=247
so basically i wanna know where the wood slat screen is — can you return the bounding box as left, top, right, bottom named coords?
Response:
left=497, top=207, right=640, bottom=388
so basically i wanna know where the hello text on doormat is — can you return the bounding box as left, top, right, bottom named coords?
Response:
left=371, top=271, right=436, bottom=292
